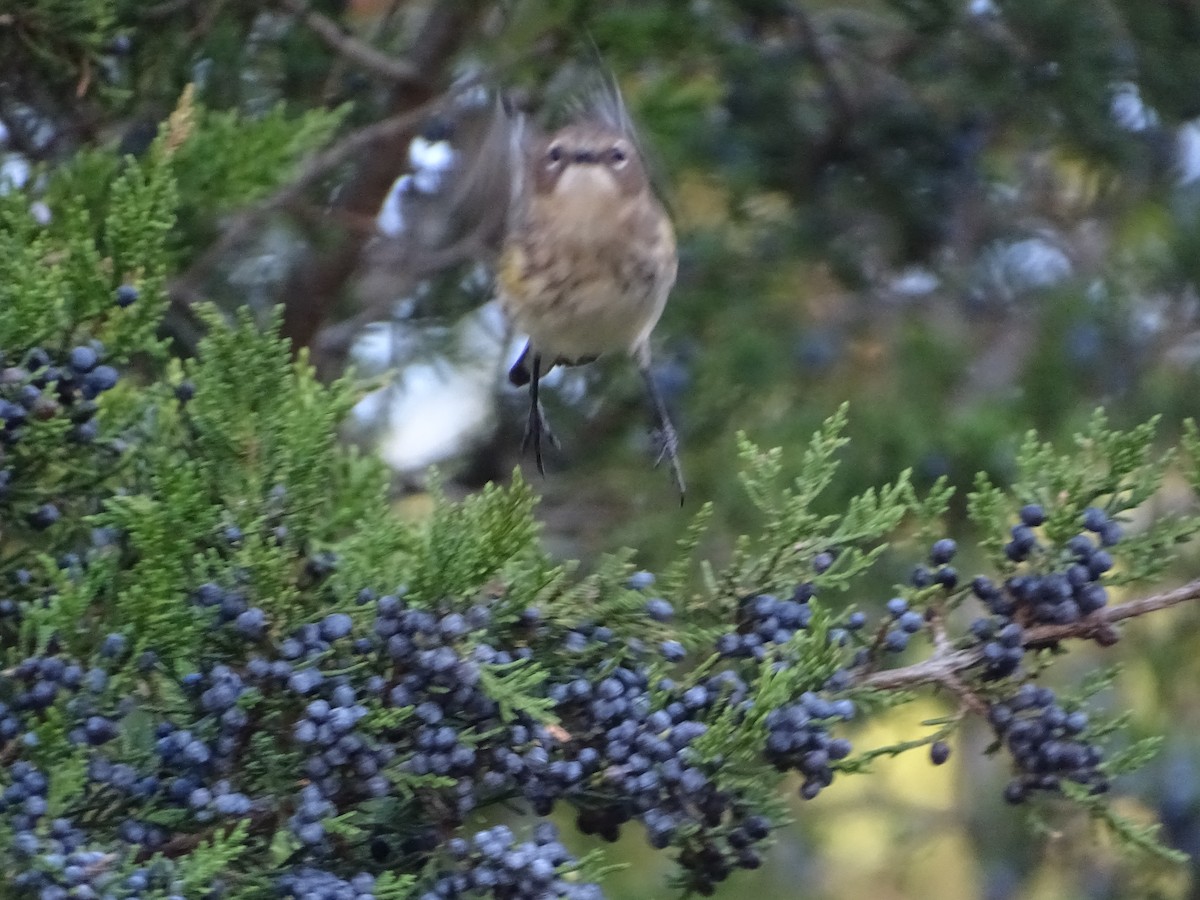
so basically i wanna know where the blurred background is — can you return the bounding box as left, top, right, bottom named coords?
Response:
left=5, top=0, right=1200, bottom=896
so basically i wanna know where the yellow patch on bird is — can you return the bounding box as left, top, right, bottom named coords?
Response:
left=497, top=245, right=528, bottom=300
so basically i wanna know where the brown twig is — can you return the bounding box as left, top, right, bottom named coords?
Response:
left=862, top=577, right=1200, bottom=691
left=138, top=0, right=194, bottom=19
left=789, top=3, right=854, bottom=129
left=168, top=92, right=462, bottom=309
left=276, top=0, right=422, bottom=84
left=937, top=671, right=990, bottom=717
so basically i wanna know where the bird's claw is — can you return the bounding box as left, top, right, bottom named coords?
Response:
left=650, top=421, right=686, bottom=503
left=522, top=401, right=559, bottom=475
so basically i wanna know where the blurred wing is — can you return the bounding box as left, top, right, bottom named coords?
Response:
left=500, top=96, right=541, bottom=233
left=441, top=95, right=525, bottom=255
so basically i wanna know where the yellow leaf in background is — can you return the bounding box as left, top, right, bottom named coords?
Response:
left=393, top=491, right=436, bottom=521
left=812, top=699, right=970, bottom=898
left=743, top=190, right=793, bottom=226
left=1048, top=149, right=1106, bottom=215
left=675, top=170, right=730, bottom=230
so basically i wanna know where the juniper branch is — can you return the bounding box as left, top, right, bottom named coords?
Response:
left=862, top=577, right=1200, bottom=691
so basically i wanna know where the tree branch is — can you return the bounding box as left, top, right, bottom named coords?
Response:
left=137, top=0, right=195, bottom=19
left=278, top=0, right=489, bottom=355
left=275, top=0, right=423, bottom=84
left=789, top=3, right=854, bottom=128
left=861, top=577, right=1200, bottom=691
left=168, top=95, right=456, bottom=309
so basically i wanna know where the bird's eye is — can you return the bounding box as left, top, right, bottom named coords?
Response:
left=608, top=145, right=629, bottom=167
left=546, top=144, right=564, bottom=165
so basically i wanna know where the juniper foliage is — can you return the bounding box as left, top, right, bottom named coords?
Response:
left=1, top=97, right=1199, bottom=899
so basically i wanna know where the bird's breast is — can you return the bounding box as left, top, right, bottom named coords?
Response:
left=499, top=206, right=676, bottom=360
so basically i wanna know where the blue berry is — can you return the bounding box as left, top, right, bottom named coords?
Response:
left=884, top=630, right=909, bottom=653
left=627, top=571, right=655, bottom=590
left=319, top=613, right=353, bottom=641
left=929, top=538, right=957, bottom=564
left=100, top=632, right=127, bottom=657
left=645, top=598, right=673, bottom=621
left=27, top=504, right=60, bottom=530
left=930, top=741, right=951, bottom=765
left=1019, top=504, right=1046, bottom=526
left=1082, top=506, right=1108, bottom=532
left=1099, top=521, right=1122, bottom=547
left=81, top=365, right=118, bottom=399
left=67, top=346, right=98, bottom=374
left=934, top=566, right=958, bottom=589
left=660, top=640, right=686, bottom=662
left=234, top=607, right=266, bottom=639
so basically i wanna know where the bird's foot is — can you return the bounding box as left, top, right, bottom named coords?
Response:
left=521, top=401, right=560, bottom=475
left=650, top=419, right=686, bottom=503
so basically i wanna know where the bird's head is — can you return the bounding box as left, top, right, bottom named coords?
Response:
left=530, top=123, right=648, bottom=202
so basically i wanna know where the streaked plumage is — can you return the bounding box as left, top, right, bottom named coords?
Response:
left=497, top=82, right=685, bottom=497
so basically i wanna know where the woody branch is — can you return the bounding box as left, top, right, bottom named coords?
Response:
left=862, top=577, right=1200, bottom=691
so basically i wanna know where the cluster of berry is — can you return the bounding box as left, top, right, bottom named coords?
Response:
left=0, top=341, right=123, bottom=531
left=969, top=505, right=1117, bottom=678
left=988, top=682, right=1107, bottom=803
left=0, top=478, right=1129, bottom=899
left=424, top=823, right=600, bottom=900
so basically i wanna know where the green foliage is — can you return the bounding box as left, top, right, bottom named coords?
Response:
left=170, top=103, right=347, bottom=214
left=1182, top=418, right=1200, bottom=495
left=691, top=621, right=840, bottom=787
left=44, top=96, right=348, bottom=270
left=406, top=476, right=542, bottom=605
left=969, top=411, right=1200, bottom=583
left=1105, top=734, right=1167, bottom=778
left=0, top=0, right=121, bottom=99
left=0, top=133, right=173, bottom=359
left=1014, top=411, right=1165, bottom=541
left=3, top=6, right=1200, bottom=896
left=836, top=713, right=959, bottom=773
left=719, top=406, right=919, bottom=604
left=0, top=211, right=1194, bottom=890
left=175, top=820, right=254, bottom=894
left=479, top=657, right=557, bottom=724
left=1063, top=788, right=1189, bottom=866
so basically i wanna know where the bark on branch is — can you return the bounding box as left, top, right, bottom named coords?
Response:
left=862, top=577, right=1200, bottom=691
left=276, top=0, right=422, bottom=84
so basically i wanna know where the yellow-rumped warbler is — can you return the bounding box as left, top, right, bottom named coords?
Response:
left=498, top=84, right=684, bottom=498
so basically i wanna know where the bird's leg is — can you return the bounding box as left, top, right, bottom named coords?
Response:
left=638, top=355, right=686, bottom=503
left=521, top=354, right=558, bottom=475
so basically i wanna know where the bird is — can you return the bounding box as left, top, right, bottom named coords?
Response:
left=496, top=81, right=685, bottom=499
